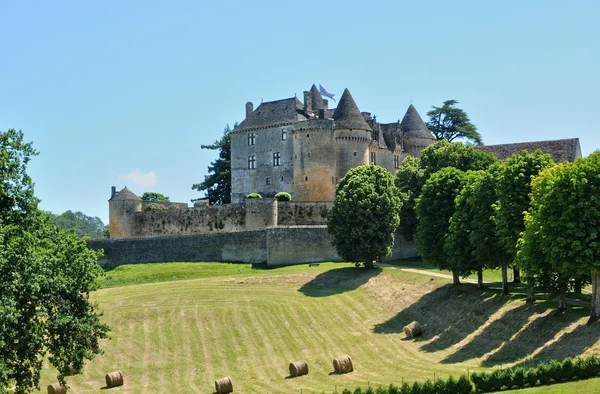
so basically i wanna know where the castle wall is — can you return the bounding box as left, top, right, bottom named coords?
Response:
left=404, top=137, right=435, bottom=158
left=231, top=125, right=294, bottom=203
left=293, top=120, right=336, bottom=201
left=87, top=227, right=416, bottom=267
left=277, top=201, right=332, bottom=225
left=334, top=129, right=370, bottom=181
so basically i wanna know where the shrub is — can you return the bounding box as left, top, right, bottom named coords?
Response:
left=536, top=362, right=551, bottom=385
left=410, top=381, right=421, bottom=394
left=525, top=368, right=538, bottom=387
left=584, top=354, right=600, bottom=378
left=444, top=375, right=458, bottom=393
left=487, top=369, right=504, bottom=391
left=353, top=388, right=363, bottom=394
left=342, top=390, right=352, bottom=394
left=433, top=377, right=446, bottom=393
left=512, top=367, right=526, bottom=388
left=145, top=202, right=168, bottom=211
left=375, top=386, right=386, bottom=394
left=470, top=372, right=488, bottom=392
left=547, top=359, right=563, bottom=382
left=365, top=386, right=375, bottom=394
left=246, top=193, right=262, bottom=199
left=387, top=384, right=399, bottom=394
left=456, top=374, right=472, bottom=393
left=274, top=191, right=291, bottom=201
left=421, top=379, right=435, bottom=394
left=399, top=382, right=411, bottom=394
left=499, top=368, right=514, bottom=389
left=574, top=356, right=589, bottom=379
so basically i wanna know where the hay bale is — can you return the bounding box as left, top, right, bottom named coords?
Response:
left=289, top=360, right=309, bottom=377
left=47, top=383, right=67, bottom=394
left=333, top=355, right=353, bottom=374
left=403, top=321, right=422, bottom=338
left=105, top=370, right=123, bottom=388
left=215, top=376, right=233, bottom=393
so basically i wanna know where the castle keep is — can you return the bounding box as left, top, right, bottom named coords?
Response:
left=231, top=84, right=435, bottom=203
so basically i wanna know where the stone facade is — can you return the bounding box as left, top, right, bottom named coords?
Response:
left=231, top=84, right=436, bottom=203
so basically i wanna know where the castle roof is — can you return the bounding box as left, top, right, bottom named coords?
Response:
left=475, top=138, right=581, bottom=162
left=380, top=122, right=403, bottom=151
left=400, top=104, right=434, bottom=139
left=310, top=84, right=324, bottom=111
left=110, top=187, right=140, bottom=201
left=234, top=97, right=308, bottom=132
left=333, top=89, right=372, bottom=131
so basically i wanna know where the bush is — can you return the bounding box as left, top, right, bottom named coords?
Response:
left=536, top=362, right=551, bottom=385
left=562, top=357, right=575, bottom=381
left=525, top=368, right=538, bottom=387
left=574, top=356, right=590, bottom=379
left=487, top=369, right=504, bottom=391
left=274, top=191, right=291, bottom=201
left=399, top=382, right=411, bottom=394
left=456, top=375, right=472, bottom=393
left=387, top=384, right=399, bottom=394
left=421, top=379, right=435, bottom=394
left=546, top=359, right=563, bottom=382
left=512, top=367, right=526, bottom=388
left=145, top=202, right=168, bottom=211
left=353, top=388, right=363, bottom=394
left=342, top=390, right=352, bottom=394
left=444, top=375, right=458, bottom=393
left=500, top=368, right=514, bottom=389
left=433, top=377, right=446, bottom=393
left=365, top=386, right=375, bottom=394
left=375, top=386, right=386, bottom=394
left=246, top=193, right=262, bottom=199
left=584, top=354, right=600, bottom=378
left=410, top=382, right=421, bottom=394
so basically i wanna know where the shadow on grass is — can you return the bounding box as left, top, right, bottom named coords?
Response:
left=374, top=283, right=510, bottom=354
left=298, top=266, right=382, bottom=297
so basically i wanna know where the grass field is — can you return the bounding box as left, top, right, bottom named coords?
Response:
left=40, top=262, right=600, bottom=393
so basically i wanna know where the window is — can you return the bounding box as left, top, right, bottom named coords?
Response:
left=248, top=133, right=256, bottom=146
left=394, top=155, right=400, bottom=169
left=305, top=176, right=308, bottom=181
left=353, top=152, right=357, bottom=157
left=273, top=152, right=281, bottom=166
left=248, top=155, right=256, bottom=169
left=282, top=129, right=287, bottom=140
left=266, top=177, right=271, bottom=185
left=370, top=152, right=376, bottom=165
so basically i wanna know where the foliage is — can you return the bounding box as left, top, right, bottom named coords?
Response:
left=49, top=210, right=106, bottom=239
left=0, top=129, right=109, bottom=393
left=415, top=167, right=466, bottom=273
left=419, top=140, right=496, bottom=179
left=426, top=99, right=482, bottom=145
left=245, top=192, right=262, bottom=199
left=328, top=165, right=401, bottom=264
left=274, top=191, right=292, bottom=201
left=395, top=156, right=423, bottom=241
left=140, top=192, right=170, bottom=202
left=144, top=202, right=169, bottom=211
left=192, top=123, right=235, bottom=205
left=517, top=152, right=600, bottom=320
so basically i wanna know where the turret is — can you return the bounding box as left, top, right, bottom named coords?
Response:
left=108, top=186, right=142, bottom=239
left=400, top=104, right=435, bottom=157
left=310, top=84, right=323, bottom=112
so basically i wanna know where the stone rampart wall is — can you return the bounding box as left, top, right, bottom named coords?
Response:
left=277, top=202, right=332, bottom=225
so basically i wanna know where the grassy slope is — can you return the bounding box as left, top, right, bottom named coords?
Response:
left=41, top=262, right=600, bottom=393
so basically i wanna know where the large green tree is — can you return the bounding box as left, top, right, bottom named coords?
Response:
left=0, top=129, right=109, bottom=393
left=517, top=153, right=600, bottom=321
left=192, top=124, right=234, bottom=205
left=395, top=156, right=423, bottom=241
left=426, top=99, right=483, bottom=145
left=140, top=192, right=170, bottom=202
left=415, top=166, right=466, bottom=285
left=494, top=150, right=555, bottom=287
left=49, top=210, right=106, bottom=239
left=328, top=164, right=402, bottom=266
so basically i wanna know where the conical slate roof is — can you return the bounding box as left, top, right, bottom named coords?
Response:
left=400, top=104, right=433, bottom=139
left=310, top=84, right=323, bottom=111
left=110, top=187, right=140, bottom=201
left=333, top=89, right=371, bottom=131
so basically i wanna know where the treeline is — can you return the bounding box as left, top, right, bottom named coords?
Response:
left=48, top=210, right=108, bottom=239
left=395, top=140, right=600, bottom=322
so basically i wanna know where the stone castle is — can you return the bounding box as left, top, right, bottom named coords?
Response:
left=231, top=84, right=435, bottom=202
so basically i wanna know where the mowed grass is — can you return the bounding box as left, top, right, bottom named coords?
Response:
left=40, top=262, right=600, bottom=393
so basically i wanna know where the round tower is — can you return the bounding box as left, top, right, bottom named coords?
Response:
left=400, top=104, right=435, bottom=157
left=108, top=186, right=142, bottom=239
left=333, top=88, right=372, bottom=181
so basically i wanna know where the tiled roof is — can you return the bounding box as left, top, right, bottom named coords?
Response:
left=400, top=104, right=434, bottom=139
left=333, top=89, right=372, bottom=131
left=475, top=138, right=581, bottom=162
left=380, top=122, right=402, bottom=151
left=234, top=98, right=308, bottom=132
left=110, top=187, right=140, bottom=201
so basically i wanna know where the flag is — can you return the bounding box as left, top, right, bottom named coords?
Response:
left=319, top=84, right=336, bottom=102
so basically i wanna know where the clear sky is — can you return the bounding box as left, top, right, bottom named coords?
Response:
left=1, top=0, right=599, bottom=224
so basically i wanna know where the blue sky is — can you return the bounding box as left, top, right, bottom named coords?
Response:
left=1, top=0, right=599, bottom=224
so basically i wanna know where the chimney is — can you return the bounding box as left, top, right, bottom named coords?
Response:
left=303, top=91, right=312, bottom=114
left=111, top=186, right=117, bottom=199
left=245, top=102, right=253, bottom=118
left=323, top=99, right=328, bottom=110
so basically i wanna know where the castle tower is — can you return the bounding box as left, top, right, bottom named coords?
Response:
left=109, top=186, right=142, bottom=239
left=310, top=84, right=324, bottom=112
left=400, top=104, right=435, bottom=157
left=333, top=88, right=372, bottom=182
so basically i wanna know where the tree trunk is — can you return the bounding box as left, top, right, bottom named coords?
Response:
left=501, top=263, right=509, bottom=296
left=558, top=292, right=567, bottom=311
left=477, top=269, right=484, bottom=290
left=526, top=279, right=535, bottom=304
left=574, top=278, right=583, bottom=295
left=513, top=268, right=521, bottom=283
left=589, top=271, right=600, bottom=324
left=452, top=270, right=460, bottom=286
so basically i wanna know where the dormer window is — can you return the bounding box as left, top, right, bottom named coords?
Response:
left=394, top=155, right=400, bottom=169
left=248, top=133, right=256, bottom=146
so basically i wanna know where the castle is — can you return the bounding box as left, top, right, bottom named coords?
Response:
left=231, top=84, right=435, bottom=202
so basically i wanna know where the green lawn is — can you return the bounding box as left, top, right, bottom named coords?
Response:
left=40, top=262, right=600, bottom=393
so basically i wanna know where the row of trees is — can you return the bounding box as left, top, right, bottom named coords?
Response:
left=328, top=139, right=600, bottom=322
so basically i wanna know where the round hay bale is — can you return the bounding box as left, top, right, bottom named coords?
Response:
left=403, top=321, right=422, bottom=338
left=289, top=360, right=309, bottom=377
left=105, top=370, right=123, bottom=388
left=215, top=376, right=233, bottom=393
left=333, top=355, right=353, bottom=374
left=47, top=383, right=67, bottom=394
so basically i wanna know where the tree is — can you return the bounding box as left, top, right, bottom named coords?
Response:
left=494, top=150, right=555, bottom=291
left=49, top=210, right=106, bottom=239
left=192, top=124, right=235, bottom=205
left=415, top=166, right=466, bottom=285
left=395, top=156, right=423, bottom=241
left=517, top=153, right=600, bottom=321
left=328, top=165, right=402, bottom=266
left=0, top=129, right=109, bottom=393
left=140, top=192, right=170, bottom=202
left=426, top=100, right=482, bottom=145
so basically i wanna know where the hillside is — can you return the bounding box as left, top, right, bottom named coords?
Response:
left=40, top=262, right=600, bottom=393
